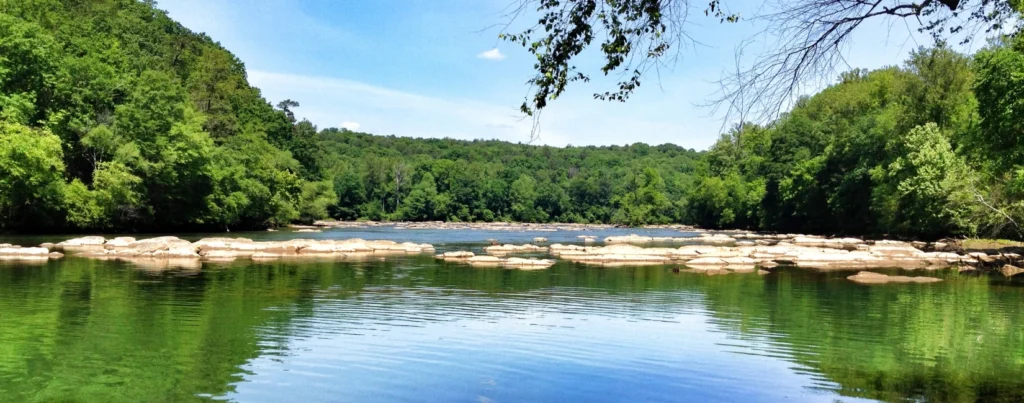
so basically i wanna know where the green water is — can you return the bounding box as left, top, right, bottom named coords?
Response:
left=1, top=231, right=1023, bottom=402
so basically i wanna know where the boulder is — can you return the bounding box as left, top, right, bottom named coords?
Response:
left=57, top=236, right=107, bottom=247
left=105, top=237, right=137, bottom=249
left=1000, top=264, right=1024, bottom=277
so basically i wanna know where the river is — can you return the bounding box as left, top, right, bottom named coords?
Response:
left=1, top=228, right=1022, bottom=402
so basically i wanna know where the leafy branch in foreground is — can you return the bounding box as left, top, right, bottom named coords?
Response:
left=503, top=0, right=1020, bottom=121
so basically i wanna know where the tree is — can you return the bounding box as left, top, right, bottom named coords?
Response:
left=872, top=123, right=976, bottom=238
left=0, top=122, right=65, bottom=229
left=501, top=0, right=1014, bottom=121
left=510, top=174, right=546, bottom=222
left=400, top=173, right=440, bottom=220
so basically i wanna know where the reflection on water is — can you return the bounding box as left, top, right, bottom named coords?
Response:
left=0, top=229, right=1023, bottom=402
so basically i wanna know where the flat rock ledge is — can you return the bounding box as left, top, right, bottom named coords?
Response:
left=847, top=271, right=942, bottom=284
left=0, top=244, right=63, bottom=261
left=51, top=236, right=434, bottom=263
left=483, top=244, right=548, bottom=255
left=435, top=252, right=554, bottom=269
left=549, top=240, right=976, bottom=269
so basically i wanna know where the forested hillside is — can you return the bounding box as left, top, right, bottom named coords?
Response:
left=0, top=0, right=701, bottom=232
left=689, top=45, right=1024, bottom=240
left=2, top=0, right=1024, bottom=240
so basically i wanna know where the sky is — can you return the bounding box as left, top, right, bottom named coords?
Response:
left=160, top=0, right=938, bottom=150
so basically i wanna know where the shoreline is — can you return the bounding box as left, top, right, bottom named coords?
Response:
left=3, top=230, right=1022, bottom=282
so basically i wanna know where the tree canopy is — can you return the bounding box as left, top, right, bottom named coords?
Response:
left=2, top=0, right=1024, bottom=241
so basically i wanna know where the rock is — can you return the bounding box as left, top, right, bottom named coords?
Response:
left=564, top=253, right=671, bottom=266
left=105, top=237, right=137, bottom=249
left=0, top=246, right=52, bottom=260
left=124, top=258, right=202, bottom=272
left=1000, top=264, right=1024, bottom=277
left=466, top=255, right=502, bottom=266
left=503, top=257, right=555, bottom=269
left=296, top=228, right=321, bottom=233
left=436, top=251, right=475, bottom=260
left=56, top=236, right=106, bottom=249
left=604, top=234, right=654, bottom=244
left=532, top=237, right=548, bottom=243
left=484, top=244, right=547, bottom=254
left=201, top=250, right=239, bottom=261
left=847, top=271, right=942, bottom=284
left=65, top=236, right=435, bottom=262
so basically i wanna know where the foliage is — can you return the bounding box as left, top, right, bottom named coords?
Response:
left=2, top=0, right=1024, bottom=241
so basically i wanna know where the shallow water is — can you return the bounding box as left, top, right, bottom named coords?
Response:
left=1, top=228, right=1023, bottom=402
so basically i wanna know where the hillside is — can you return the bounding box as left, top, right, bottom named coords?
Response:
left=2, top=0, right=1024, bottom=240
left=0, top=0, right=703, bottom=232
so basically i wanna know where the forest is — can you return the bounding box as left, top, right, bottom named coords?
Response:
left=1, top=0, right=1024, bottom=240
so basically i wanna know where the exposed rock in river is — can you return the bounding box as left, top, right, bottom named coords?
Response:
left=484, top=244, right=547, bottom=255
left=550, top=239, right=975, bottom=269
left=54, top=236, right=434, bottom=264
left=847, top=271, right=942, bottom=284
left=0, top=244, right=59, bottom=261
left=437, top=252, right=555, bottom=269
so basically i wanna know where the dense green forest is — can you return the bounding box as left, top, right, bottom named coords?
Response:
left=689, top=45, right=1024, bottom=240
left=1, top=0, right=1024, bottom=240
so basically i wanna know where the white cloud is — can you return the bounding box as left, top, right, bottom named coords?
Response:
left=245, top=70, right=714, bottom=149
left=248, top=70, right=543, bottom=143
left=476, top=48, right=506, bottom=61
left=340, top=121, right=361, bottom=131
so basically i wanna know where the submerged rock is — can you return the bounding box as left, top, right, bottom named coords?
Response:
left=847, top=271, right=942, bottom=284
left=466, top=255, right=502, bottom=266
left=1000, top=264, right=1024, bottom=277
left=436, top=251, right=475, bottom=261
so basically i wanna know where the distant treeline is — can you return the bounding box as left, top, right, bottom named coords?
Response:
left=1, top=0, right=1023, bottom=240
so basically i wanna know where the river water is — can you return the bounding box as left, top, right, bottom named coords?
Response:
left=1, top=228, right=1022, bottom=402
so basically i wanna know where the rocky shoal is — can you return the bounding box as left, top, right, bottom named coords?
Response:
left=45, top=236, right=434, bottom=262
left=3, top=231, right=1021, bottom=281
left=0, top=244, right=63, bottom=261
left=547, top=239, right=985, bottom=270
left=434, top=251, right=555, bottom=269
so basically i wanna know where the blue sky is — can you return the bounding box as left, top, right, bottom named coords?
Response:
left=161, top=0, right=939, bottom=150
